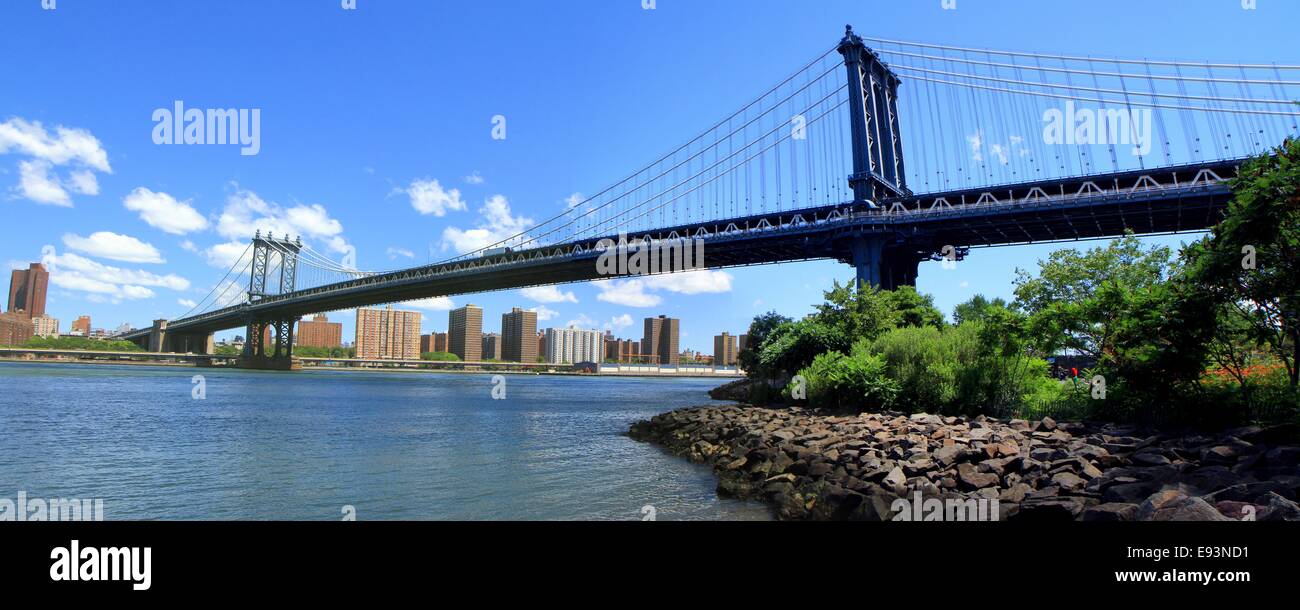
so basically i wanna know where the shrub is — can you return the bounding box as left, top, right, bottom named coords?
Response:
left=794, top=342, right=898, bottom=411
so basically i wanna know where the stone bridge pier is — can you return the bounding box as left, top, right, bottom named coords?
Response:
left=237, top=318, right=301, bottom=371
left=133, top=319, right=215, bottom=354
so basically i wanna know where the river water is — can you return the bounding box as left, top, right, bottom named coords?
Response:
left=0, top=362, right=771, bottom=520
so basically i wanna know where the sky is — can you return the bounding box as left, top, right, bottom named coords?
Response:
left=1, top=0, right=1295, bottom=352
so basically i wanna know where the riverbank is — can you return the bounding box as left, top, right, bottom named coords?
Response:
left=0, top=357, right=737, bottom=379
left=627, top=405, right=1300, bottom=521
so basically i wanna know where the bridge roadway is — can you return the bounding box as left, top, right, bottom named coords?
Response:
left=122, top=157, right=1242, bottom=340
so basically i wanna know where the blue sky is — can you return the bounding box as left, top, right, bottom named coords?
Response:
left=1, top=0, right=1295, bottom=352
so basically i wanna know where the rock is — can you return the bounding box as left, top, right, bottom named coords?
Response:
left=1136, top=491, right=1230, bottom=521
left=1102, top=481, right=1164, bottom=504
left=1131, top=450, right=1172, bottom=467
left=1258, top=492, right=1300, bottom=522
left=1010, top=497, right=1086, bottom=521
left=1034, top=416, right=1058, bottom=432
left=1204, top=481, right=1296, bottom=503
left=1051, top=472, right=1088, bottom=492
left=883, top=466, right=907, bottom=493
left=956, top=463, right=1000, bottom=490
left=933, top=445, right=964, bottom=466
left=722, top=456, right=748, bottom=471
left=1082, top=503, right=1139, bottom=522
left=910, top=413, right=944, bottom=426
left=999, top=483, right=1033, bottom=503
left=1201, top=445, right=1238, bottom=464
left=1213, top=500, right=1259, bottom=521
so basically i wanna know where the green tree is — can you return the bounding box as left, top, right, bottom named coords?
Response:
left=884, top=285, right=945, bottom=329
left=1183, top=138, right=1300, bottom=388
left=813, top=281, right=901, bottom=342
left=739, top=310, right=792, bottom=377
left=1013, top=233, right=1175, bottom=359
left=952, top=294, right=1009, bottom=325
left=420, top=351, right=461, bottom=361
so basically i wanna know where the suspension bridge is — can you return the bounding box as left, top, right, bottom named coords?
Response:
left=120, top=25, right=1300, bottom=369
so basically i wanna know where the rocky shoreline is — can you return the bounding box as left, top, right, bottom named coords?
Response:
left=627, top=405, right=1300, bottom=521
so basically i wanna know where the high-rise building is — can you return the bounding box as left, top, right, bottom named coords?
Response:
left=604, top=337, right=642, bottom=362
left=543, top=327, right=605, bottom=364
left=481, top=333, right=502, bottom=361
left=7, top=263, right=48, bottom=318
left=0, top=312, right=34, bottom=346
left=714, top=332, right=739, bottom=366
left=31, top=315, right=59, bottom=338
left=297, top=314, right=343, bottom=348
left=419, top=332, right=449, bottom=354
left=448, top=304, right=483, bottom=361
left=71, top=316, right=91, bottom=336
left=642, top=315, right=680, bottom=365
left=501, top=307, right=538, bottom=363
left=355, top=306, right=422, bottom=359
left=536, top=331, right=547, bottom=363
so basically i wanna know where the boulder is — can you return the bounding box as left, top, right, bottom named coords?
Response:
left=1258, top=492, right=1300, bottom=522
left=1136, top=491, right=1230, bottom=522
left=956, top=463, right=1000, bottom=490
left=1010, top=497, right=1087, bottom=521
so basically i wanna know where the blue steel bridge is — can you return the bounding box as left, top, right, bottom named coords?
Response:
left=121, top=26, right=1300, bottom=368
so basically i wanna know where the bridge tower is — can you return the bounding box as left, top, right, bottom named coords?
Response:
left=836, top=25, right=930, bottom=290
left=838, top=24, right=909, bottom=205
left=240, top=232, right=303, bottom=370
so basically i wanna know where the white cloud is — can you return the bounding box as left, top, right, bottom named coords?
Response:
left=123, top=187, right=209, bottom=235
left=967, top=130, right=984, bottom=163
left=641, top=270, right=733, bottom=294
left=1, top=118, right=111, bottom=206
left=564, top=192, right=586, bottom=210
left=464, top=171, right=484, bottom=185
left=401, top=296, right=455, bottom=311
left=180, top=240, right=198, bottom=253
left=441, top=195, right=533, bottom=254
left=66, top=170, right=99, bottom=195
left=46, top=252, right=189, bottom=304
left=401, top=178, right=466, bottom=217
left=52, top=252, right=188, bottom=291
left=520, top=285, right=578, bottom=304
left=594, top=279, right=662, bottom=307
left=592, top=270, right=732, bottom=307
left=530, top=305, right=558, bottom=321
left=212, top=186, right=354, bottom=259
left=62, top=231, right=165, bottom=264
left=565, top=313, right=599, bottom=329
left=387, top=246, right=415, bottom=260
left=178, top=298, right=198, bottom=308
left=0, top=118, right=111, bottom=171
left=205, top=240, right=249, bottom=269
left=605, top=314, right=633, bottom=330
left=16, top=160, right=70, bottom=206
